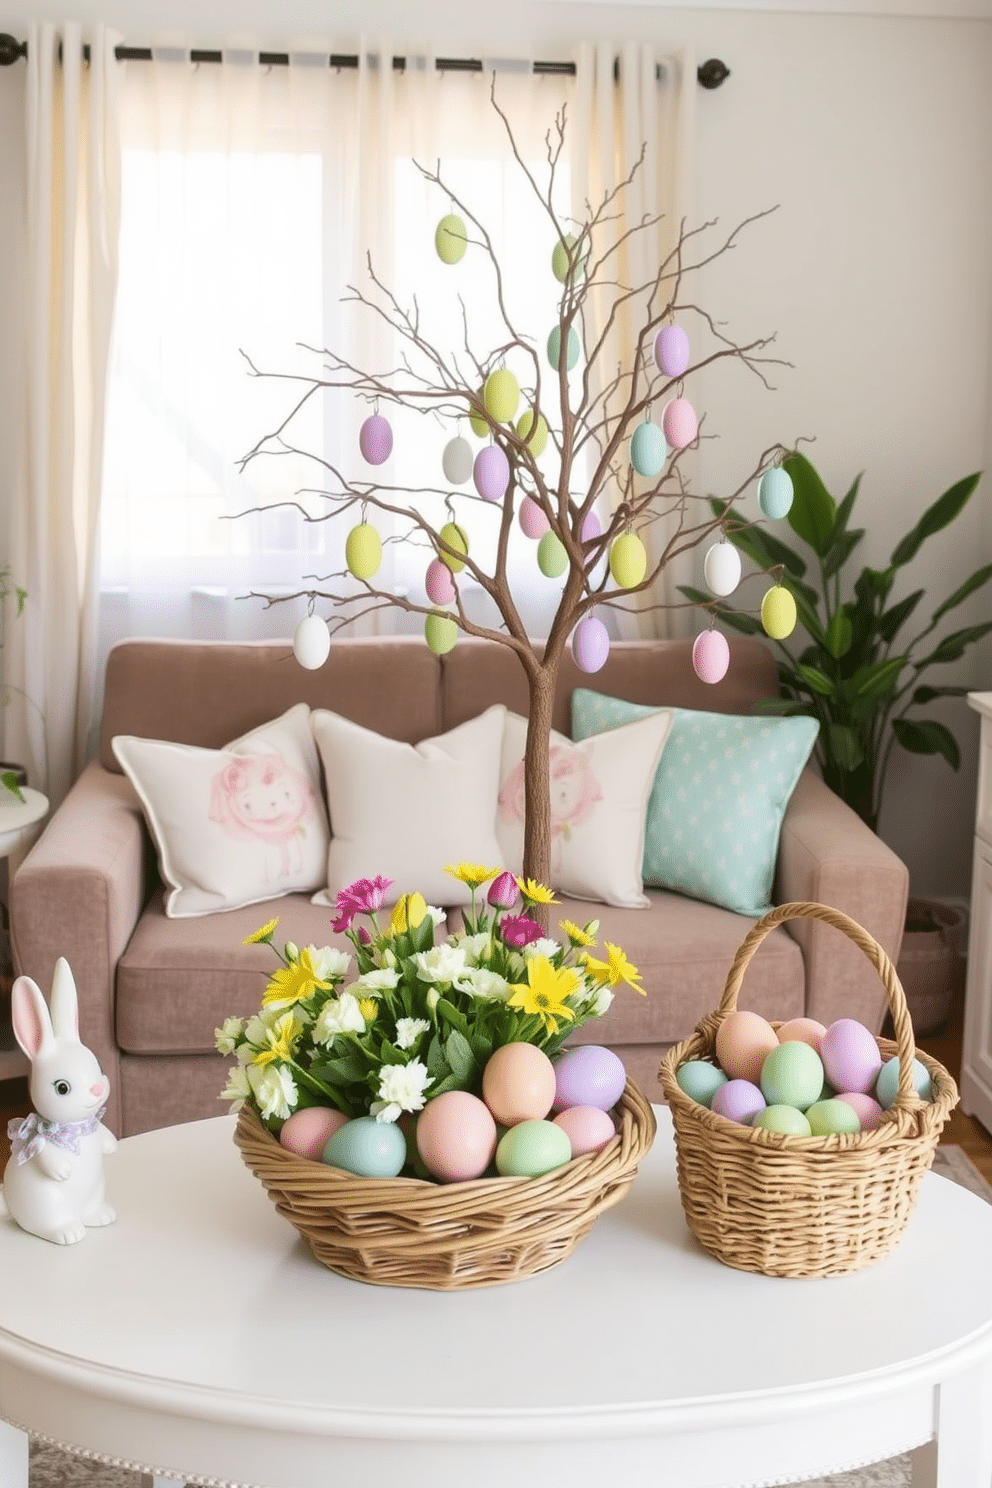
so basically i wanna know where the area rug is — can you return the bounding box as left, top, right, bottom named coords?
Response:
left=25, top=1147, right=992, bottom=1488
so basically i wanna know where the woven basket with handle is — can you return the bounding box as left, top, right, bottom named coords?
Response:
left=234, top=1076, right=656, bottom=1290
left=657, top=901, right=958, bottom=1279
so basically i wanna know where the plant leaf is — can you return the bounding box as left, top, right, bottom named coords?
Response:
left=852, top=655, right=907, bottom=699
left=795, top=664, right=835, bottom=695
left=916, top=621, right=992, bottom=668
left=910, top=684, right=970, bottom=705
left=826, top=722, right=864, bottom=770
left=677, top=586, right=765, bottom=636
left=824, top=609, right=853, bottom=659
left=445, top=1029, right=477, bottom=1082
left=822, top=528, right=865, bottom=581
left=877, top=589, right=924, bottom=644
left=889, top=472, right=982, bottom=566
left=891, top=718, right=961, bottom=769
left=783, top=451, right=836, bottom=556
left=832, top=474, right=863, bottom=539
left=931, top=562, right=992, bottom=622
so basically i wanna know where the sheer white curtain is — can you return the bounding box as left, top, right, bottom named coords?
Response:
left=6, top=22, right=122, bottom=804
left=570, top=41, right=696, bottom=640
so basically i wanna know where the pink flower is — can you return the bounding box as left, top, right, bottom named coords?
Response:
left=487, top=871, right=519, bottom=910
left=331, top=875, right=393, bottom=933
left=500, top=913, right=542, bottom=948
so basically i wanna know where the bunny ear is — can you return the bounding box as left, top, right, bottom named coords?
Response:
left=10, top=976, right=56, bottom=1061
left=49, top=957, right=81, bottom=1042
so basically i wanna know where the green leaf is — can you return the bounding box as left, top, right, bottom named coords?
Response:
left=0, top=770, right=26, bottom=804
left=877, top=590, right=924, bottom=644
left=852, top=655, right=907, bottom=699
left=753, top=697, right=819, bottom=717
left=832, top=474, right=863, bottom=538
left=822, top=528, right=865, bottom=581
left=795, top=664, right=834, bottom=695
left=916, top=621, right=992, bottom=668
left=783, top=451, right=836, bottom=556
left=435, top=997, right=470, bottom=1037
left=677, top=587, right=765, bottom=636
left=313, top=1053, right=369, bottom=1083
left=425, top=1035, right=449, bottom=1079
left=890, top=472, right=982, bottom=566
left=787, top=584, right=828, bottom=647
left=470, top=1032, right=493, bottom=1066
left=824, top=609, right=853, bottom=659
left=910, top=684, right=970, bottom=705
left=931, top=563, right=992, bottom=622
left=854, top=567, right=894, bottom=603
left=425, top=1072, right=466, bottom=1098
left=445, top=1029, right=477, bottom=1082
left=891, top=718, right=961, bottom=769
left=410, top=912, right=435, bottom=952
left=826, top=722, right=864, bottom=771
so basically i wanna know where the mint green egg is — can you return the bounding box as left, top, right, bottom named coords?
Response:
left=496, top=1119, right=572, bottom=1178
left=425, top=610, right=458, bottom=655
left=806, top=1098, right=862, bottom=1136
left=676, top=1060, right=728, bottom=1108
left=752, top=1104, right=812, bottom=1136
left=322, top=1117, right=406, bottom=1178
left=547, top=324, right=580, bottom=372
left=537, top=531, right=568, bottom=578
left=759, top=1041, right=825, bottom=1112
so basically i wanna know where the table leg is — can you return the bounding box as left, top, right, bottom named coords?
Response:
left=926, top=1361, right=992, bottom=1487
left=0, top=1418, right=28, bottom=1488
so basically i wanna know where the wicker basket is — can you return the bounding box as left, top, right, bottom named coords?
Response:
left=234, top=1077, right=656, bottom=1289
left=658, top=901, right=959, bottom=1279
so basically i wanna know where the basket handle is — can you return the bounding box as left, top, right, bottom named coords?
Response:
left=718, top=900, right=920, bottom=1112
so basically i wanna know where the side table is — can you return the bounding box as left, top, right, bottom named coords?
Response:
left=962, top=692, right=992, bottom=1135
left=0, top=786, right=49, bottom=1083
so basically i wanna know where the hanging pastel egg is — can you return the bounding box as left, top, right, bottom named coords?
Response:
left=692, top=629, right=730, bottom=684
left=293, top=614, right=330, bottom=671
left=516, top=408, right=548, bottom=457
left=630, top=419, right=667, bottom=478
left=359, top=413, right=393, bottom=465
left=547, top=324, right=580, bottom=372
left=661, top=397, right=698, bottom=451
left=572, top=616, right=610, bottom=673
left=758, top=466, right=795, bottom=520
left=438, top=521, right=469, bottom=573
left=703, top=540, right=741, bottom=597
left=760, top=584, right=797, bottom=640
left=551, top=232, right=587, bottom=284
left=469, top=390, right=489, bottom=438
left=484, top=369, right=520, bottom=424
left=519, top=496, right=550, bottom=539
left=654, top=324, right=690, bottom=378
left=582, top=509, right=602, bottom=544
left=473, top=444, right=510, bottom=502
left=608, top=531, right=647, bottom=589
left=537, top=531, right=568, bottom=578
left=425, top=610, right=458, bottom=655
left=434, top=213, right=468, bottom=264
left=425, top=557, right=456, bottom=605
left=345, top=522, right=382, bottom=581
left=442, top=435, right=474, bottom=485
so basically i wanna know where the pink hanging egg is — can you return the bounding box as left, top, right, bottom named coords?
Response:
left=519, top=496, right=550, bottom=539
left=572, top=616, right=610, bottom=673
left=359, top=413, right=393, bottom=465
left=473, top=444, right=510, bottom=502
left=692, top=629, right=730, bottom=684
left=654, top=324, right=690, bottom=378
left=425, top=557, right=456, bottom=605
left=581, top=509, right=602, bottom=543
left=662, top=398, right=698, bottom=451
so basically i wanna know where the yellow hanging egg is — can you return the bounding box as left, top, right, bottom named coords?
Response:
left=609, top=532, right=648, bottom=589
left=760, top=584, right=797, bottom=640
left=537, top=531, right=568, bottom=578
left=345, top=522, right=382, bottom=581
left=468, top=389, right=489, bottom=438
left=425, top=610, right=459, bottom=654
left=484, top=369, right=520, bottom=424
left=438, top=522, right=469, bottom=573
left=435, top=214, right=468, bottom=265
left=516, top=408, right=549, bottom=457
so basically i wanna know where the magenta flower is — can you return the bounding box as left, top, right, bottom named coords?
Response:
left=487, top=870, right=519, bottom=910
left=331, top=875, right=393, bottom=933
left=499, top=913, right=543, bottom=948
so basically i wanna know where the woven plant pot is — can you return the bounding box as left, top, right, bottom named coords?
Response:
left=658, top=901, right=958, bottom=1280
left=234, top=1077, right=656, bottom=1289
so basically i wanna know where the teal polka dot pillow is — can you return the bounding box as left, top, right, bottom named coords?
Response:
left=571, top=690, right=819, bottom=918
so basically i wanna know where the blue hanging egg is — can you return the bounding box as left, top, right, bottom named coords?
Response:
left=758, top=467, right=795, bottom=520
left=547, top=324, right=580, bottom=372
left=630, top=420, right=667, bottom=478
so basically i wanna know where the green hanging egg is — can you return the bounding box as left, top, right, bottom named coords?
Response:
left=609, top=532, right=648, bottom=589
left=551, top=232, right=587, bottom=284
left=438, top=521, right=469, bottom=573
left=425, top=610, right=459, bottom=654
left=516, top=408, right=548, bottom=457
left=345, top=522, right=382, bottom=581
left=547, top=324, right=580, bottom=372
left=537, top=530, right=568, bottom=578
left=484, top=369, right=520, bottom=424
left=435, top=214, right=468, bottom=265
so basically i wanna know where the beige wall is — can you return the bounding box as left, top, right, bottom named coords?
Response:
left=0, top=1, right=990, bottom=899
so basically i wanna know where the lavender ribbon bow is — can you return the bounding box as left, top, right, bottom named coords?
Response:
left=7, top=1106, right=107, bottom=1166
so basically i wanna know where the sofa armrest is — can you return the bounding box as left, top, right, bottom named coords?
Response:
left=9, top=760, right=152, bottom=1134
left=775, top=769, right=910, bottom=1034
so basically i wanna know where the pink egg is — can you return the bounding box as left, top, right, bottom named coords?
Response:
left=692, top=629, right=730, bottom=684
left=777, top=1017, right=827, bottom=1052
left=572, top=616, right=610, bottom=673
left=711, top=1078, right=766, bottom=1126
left=425, top=557, right=456, bottom=605
left=473, top=444, right=510, bottom=502
left=654, top=323, right=690, bottom=377
left=359, top=413, right=393, bottom=465
left=553, top=1105, right=617, bottom=1157
left=415, top=1091, right=498, bottom=1183
left=482, top=1043, right=557, bottom=1126
left=552, top=1044, right=626, bottom=1113
left=820, top=1018, right=883, bottom=1096
left=519, top=496, right=550, bottom=539
left=662, top=397, right=698, bottom=450
left=836, top=1091, right=885, bottom=1131
left=715, top=1010, right=779, bottom=1085
left=278, top=1106, right=349, bottom=1161
left=582, top=509, right=603, bottom=543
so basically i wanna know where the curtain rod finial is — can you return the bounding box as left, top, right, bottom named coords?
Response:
left=697, top=57, right=730, bottom=90
left=0, top=32, right=27, bottom=66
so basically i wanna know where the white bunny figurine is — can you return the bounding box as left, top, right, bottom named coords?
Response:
left=1, top=957, right=117, bottom=1244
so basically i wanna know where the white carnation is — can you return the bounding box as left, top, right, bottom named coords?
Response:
left=425, top=905, right=447, bottom=928
left=248, top=1063, right=298, bottom=1122
left=458, top=967, right=510, bottom=1002
left=356, top=968, right=401, bottom=992
left=313, top=992, right=366, bottom=1044
left=370, top=1058, right=433, bottom=1123
left=395, top=1017, right=431, bottom=1049
left=214, top=1016, right=244, bottom=1055
left=412, top=944, right=468, bottom=986
left=454, top=931, right=491, bottom=964
left=220, top=1063, right=251, bottom=1110
left=304, top=945, right=351, bottom=980
left=524, top=938, right=563, bottom=962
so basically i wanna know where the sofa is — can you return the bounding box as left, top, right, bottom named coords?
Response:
left=10, top=633, right=909, bottom=1137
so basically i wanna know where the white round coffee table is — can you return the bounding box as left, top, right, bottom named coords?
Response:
left=0, top=1107, right=990, bottom=1488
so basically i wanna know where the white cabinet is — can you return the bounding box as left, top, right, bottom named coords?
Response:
left=961, top=693, right=992, bottom=1134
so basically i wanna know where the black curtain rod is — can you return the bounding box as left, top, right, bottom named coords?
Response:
left=0, top=34, right=730, bottom=88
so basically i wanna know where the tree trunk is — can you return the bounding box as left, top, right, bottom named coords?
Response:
left=521, top=665, right=555, bottom=932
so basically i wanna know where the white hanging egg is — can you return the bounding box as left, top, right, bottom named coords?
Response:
left=425, top=611, right=458, bottom=655
left=538, top=531, right=568, bottom=578
left=654, top=324, right=690, bottom=378
left=473, top=444, right=510, bottom=502
left=609, top=532, right=648, bottom=589
left=519, top=497, right=550, bottom=539
left=484, top=369, right=520, bottom=424
left=435, top=214, right=468, bottom=264
left=692, top=629, right=730, bottom=684
left=761, top=584, right=798, bottom=640
left=293, top=614, right=330, bottom=671
left=630, top=419, right=667, bottom=478
left=572, top=616, right=610, bottom=673
left=442, top=435, right=474, bottom=485
left=516, top=408, right=548, bottom=457
left=425, top=557, right=456, bottom=605
left=547, top=324, right=580, bottom=372
left=758, top=466, right=795, bottom=520
left=662, top=398, right=698, bottom=451
left=703, top=541, right=741, bottom=597
left=345, top=522, right=382, bottom=581
left=359, top=414, right=393, bottom=465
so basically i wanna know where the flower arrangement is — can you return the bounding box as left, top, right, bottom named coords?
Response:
left=216, top=864, right=642, bottom=1144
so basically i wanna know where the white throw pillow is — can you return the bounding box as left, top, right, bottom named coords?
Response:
left=112, top=704, right=329, bottom=918
left=496, top=709, right=673, bottom=908
left=310, top=705, right=507, bottom=909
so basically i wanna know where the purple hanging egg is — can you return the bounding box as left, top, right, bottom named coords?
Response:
left=572, top=616, right=610, bottom=673
left=654, top=324, right=690, bottom=378
left=692, top=629, right=730, bottom=684
left=425, top=557, right=456, bottom=606
left=582, top=509, right=603, bottom=544
left=519, top=496, right=550, bottom=539
left=474, top=444, right=510, bottom=502
left=662, top=397, right=698, bottom=451
left=359, top=413, right=393, bottom=465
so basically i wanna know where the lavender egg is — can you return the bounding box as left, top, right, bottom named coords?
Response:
left=692, top=629, right=730, bottom=685
left=820, top=1019, right=882, bottom=1096
left=582, top=509, right=603, bottom=543
left=474, top=444, right=510, bottom=502
left=711, top=1079, right=766, bottom=1126
left=654, top=323, right=690, bottom=378
left=662, top=398, right=698, bottom=451
left=572, top=615, right=610, bottom=673
left=552, top=1045, right=626, bottom=1113
left=359, top=413, right=393, bottom=466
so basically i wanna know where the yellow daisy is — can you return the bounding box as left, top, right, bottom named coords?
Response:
left=253, top=1011, right=301, bottom=1067
left=390, top=892, right=428, bottom=933
left=445, top=862, right=500, bottom=889
left=262, top=948, right=332, bottom=1007
left=515, top=877, right=559, bottom=905
left=244, top=917, right=279, bottom=946
left=583, top=942, right=644, bottom=994
left=508, top=956, right=579, bottom=1034
left=559, top=918, right=597, bottom=948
